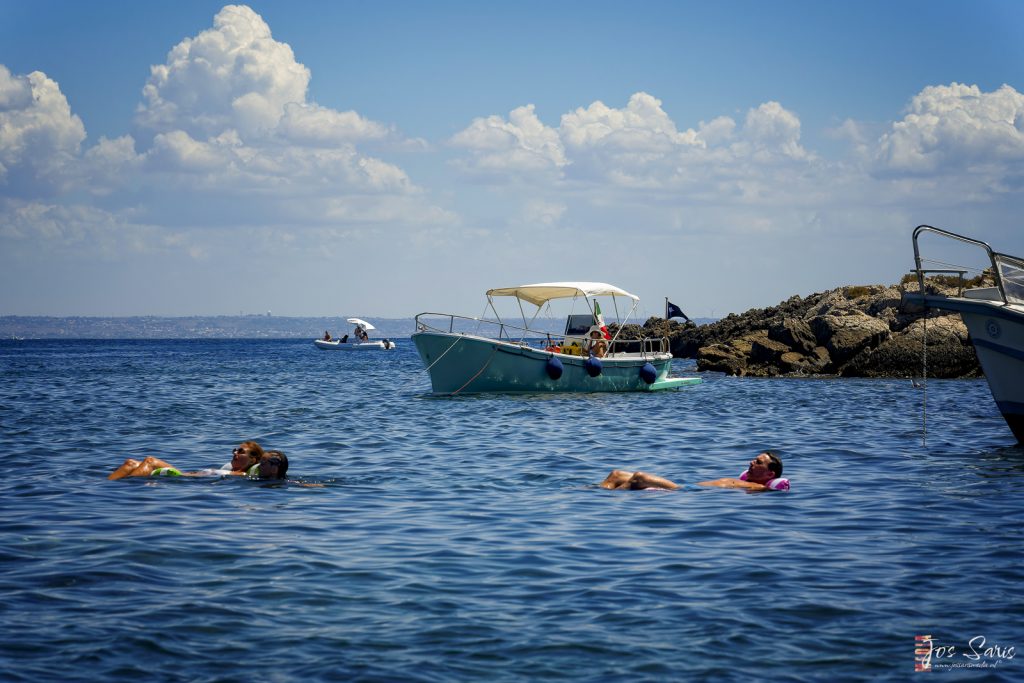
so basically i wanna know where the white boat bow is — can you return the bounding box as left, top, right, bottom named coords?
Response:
left=902, top=225, right=1024, bottom=443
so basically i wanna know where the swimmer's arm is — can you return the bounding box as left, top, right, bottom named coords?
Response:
left=696, top=478, right=768, bottom=491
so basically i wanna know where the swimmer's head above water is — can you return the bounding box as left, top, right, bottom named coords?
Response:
left=253, top=450, right=288, bottom=480
left=231, top=441, right=264, bottom=472
left=746, top=450, right=782, bottom=484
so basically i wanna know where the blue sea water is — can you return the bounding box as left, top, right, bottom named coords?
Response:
left=1, top=338, right=1022, bottom=682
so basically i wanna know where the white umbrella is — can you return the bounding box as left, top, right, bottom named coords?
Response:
left=346, top=318, right=376, bottom=331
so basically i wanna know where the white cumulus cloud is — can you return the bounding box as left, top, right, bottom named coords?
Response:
left=277, top=103, right=392, bottom=146
left=124, top=4, right=420, bottom=204
left=739, top=101, right=807, bottom=160
left=875, top=82, right=1024, bottom=175
left=560, top=92, right=700, bottom=151
left=447, top=92, right=815, bottom=196
left=0, top=65, right=86, bottom=195
left=0, top=2, right=450, bottom=262
left=449, top=104, right=567, bottom=174
left=136, top=4, right=310, bottom=139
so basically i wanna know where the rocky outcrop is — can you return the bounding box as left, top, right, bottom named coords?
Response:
left=840, top=315, right=979, bottom=378
left=614, top=281, right=982, bottom=378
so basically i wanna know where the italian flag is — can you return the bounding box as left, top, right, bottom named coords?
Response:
left=594, top=301, right=611, bottom=339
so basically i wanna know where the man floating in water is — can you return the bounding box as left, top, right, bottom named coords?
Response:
left=601, top=450, right=788, bottom=491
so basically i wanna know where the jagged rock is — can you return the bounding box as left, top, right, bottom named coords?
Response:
left=778, top=347, right=831, bottom=374
left=697, top=332, right=767, bottom=374
left=843, top=330, right=980, bottom=378
left=901, top=316, right=971, bottom=344
left=640, top=278, right=981, bottom=378
left=842, top=315, right=979, bottom=378
left=865, top=286, right=905, bottom=317
left=810, top=312, right=891, bottom=365
left=698, top=341, right=749, bottom=376
left=751, top=337, right=791, bottom=364
left=769, top=318, right=817, bottom=354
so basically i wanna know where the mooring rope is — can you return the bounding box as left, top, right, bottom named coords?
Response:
left=423, top=334, right=464, bottom=373
left=450, top=345, right=498, bottom=395
left=921, top=311, right=928, bottom=446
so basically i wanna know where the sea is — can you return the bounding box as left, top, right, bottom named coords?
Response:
left=1, top=338, right=1021, bottom=682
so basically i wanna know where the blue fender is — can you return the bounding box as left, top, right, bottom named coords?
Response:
left=546, top=355, right=564, bottom=380
left=639, top=362, right=657, bottom=384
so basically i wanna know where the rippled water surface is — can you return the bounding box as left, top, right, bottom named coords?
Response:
left=2, top=339, right=1022, bottom=681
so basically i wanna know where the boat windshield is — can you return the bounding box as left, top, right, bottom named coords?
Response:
left=997, top=254, right=1024, bottom=306
left=564, top=314, right=595, bottom=336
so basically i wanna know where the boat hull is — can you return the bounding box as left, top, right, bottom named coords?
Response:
left=412, top=331, right=696, bottom=394
left=961, top=308, right=1024, bottom=443
left=313, top=339, right=395, bottom=351
left=907, top=294, right=1024, bottom=443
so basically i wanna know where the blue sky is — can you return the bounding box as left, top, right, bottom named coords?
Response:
left=1, top=1, right=1022, bottom=318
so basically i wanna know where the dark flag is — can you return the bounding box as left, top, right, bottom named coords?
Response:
left=665, top=299, right=691, bottom=323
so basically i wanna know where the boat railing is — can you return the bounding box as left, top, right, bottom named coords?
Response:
left=415, top=312, right=537, bottom=342
left=911, top=225, right=1024, bottom=306
left=414, top=313, right=670, bottom=356
left=607, top=337, right=671, bottom=355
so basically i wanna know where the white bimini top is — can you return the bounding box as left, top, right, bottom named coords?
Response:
left=485, top=282, right=638, bottom=307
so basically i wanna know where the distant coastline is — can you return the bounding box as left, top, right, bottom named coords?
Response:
left=0, top=314, right=719, bottom=340
left=0, top=315, right=418, bottom=340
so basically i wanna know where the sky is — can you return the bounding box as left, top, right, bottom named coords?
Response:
left=1, top=0, right=1022, bottom=320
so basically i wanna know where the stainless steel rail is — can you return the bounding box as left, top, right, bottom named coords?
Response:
left=911, top=225, right=1009, bottom=303
left=414, top=312, right=670, bottom=354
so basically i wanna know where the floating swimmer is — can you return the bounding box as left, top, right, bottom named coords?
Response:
left=600, top=450, right=789, bottom=492
left=107, top=441, right=272, bottom=480
left=255, top=450, right=288, bottom=479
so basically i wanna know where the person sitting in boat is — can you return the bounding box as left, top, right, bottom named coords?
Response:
left=108, top=441, right=266, bottom=480
left=600, top=451, right=787, bottom=491
left=340, top=334, right=349, bottom=343
left=323, top=331, right=332, bottom=341
left=587, top=329, right=608, bottom=358
left=353, top=324, right=369, bottom=342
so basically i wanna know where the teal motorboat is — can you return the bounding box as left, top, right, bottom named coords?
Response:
left=412, top=281, right=701, bottom=394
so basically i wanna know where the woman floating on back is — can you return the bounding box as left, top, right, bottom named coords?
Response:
left=107, top=441, right=287, bottom=481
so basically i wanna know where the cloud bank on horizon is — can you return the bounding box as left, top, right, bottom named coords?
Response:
left=1, top=4, right=1022, bottom=317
